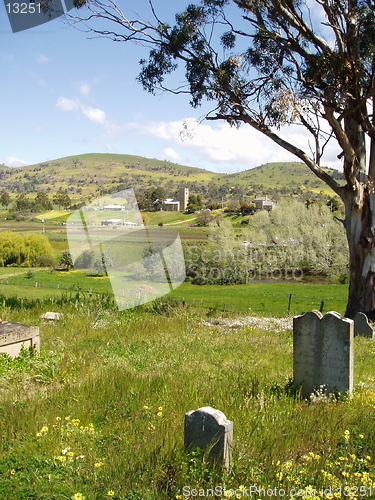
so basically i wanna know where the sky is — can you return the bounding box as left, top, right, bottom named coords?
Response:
left=0, top=0, right=341, bottom=174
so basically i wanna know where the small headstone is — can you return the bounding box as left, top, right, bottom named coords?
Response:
left=184, top=406, right=233, bottom=470
left=293, top=310, right=353, bottom=399
left=0, top=321, right=40, bottom=358
left=354, top=312, right=374, bottom=339
left=40, top=312, right=63, bottom=322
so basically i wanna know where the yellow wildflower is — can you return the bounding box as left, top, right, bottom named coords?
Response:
left=94, top=462, right=104, bottom=468
left=359, top=434, right=364, bottom=439
left=175, top=496, right=182, bottom=500
left=143, top=405, right=149, bottom=410
left=157, top=411, right=163, bottom=417
left=158, top=406, right=163, bottom=411
left=36, top=432, right=42, bottom=437
left=107, top=492, right=115, bottom=497
left=72, top=494, right=85, bottom=500
left=281, top=460, right=293, bottom=471
left=10, top=470, right=15, bottom=475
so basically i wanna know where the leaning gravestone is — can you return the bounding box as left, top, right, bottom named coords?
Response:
left=184, top=406, right=233, bottom=470
left=293, top=311, right=353, bottom=399
left=0, top=321, right=40, bottom=358
left=353, top=312, right=374, bottom=339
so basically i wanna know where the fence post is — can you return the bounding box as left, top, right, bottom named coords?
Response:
left=287, top=294, right=292, bottom=314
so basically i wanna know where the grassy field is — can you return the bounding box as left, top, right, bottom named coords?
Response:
left=0, top=296, right=375, bottom=500
left=0, top=266, right=348, bottom=317
left=171, top=282, right=348, bottom=316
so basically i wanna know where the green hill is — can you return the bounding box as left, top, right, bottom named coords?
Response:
left=0, top=153, right=344, bottom=202
left=215, top=162, right=344, bottom=194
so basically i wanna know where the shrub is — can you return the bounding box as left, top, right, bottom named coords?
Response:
left=0, top=231, right=54, bottom=267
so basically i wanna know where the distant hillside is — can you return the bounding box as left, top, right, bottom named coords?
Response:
left=215, top=162, right=344, bottom=194
left=0, top=153, right=344, bottom=203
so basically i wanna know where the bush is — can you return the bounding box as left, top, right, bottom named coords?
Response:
left=0, top=231, right=55, bottom=267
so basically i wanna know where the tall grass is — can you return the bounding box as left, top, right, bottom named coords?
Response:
left=0, top=297, right=375, bottom=499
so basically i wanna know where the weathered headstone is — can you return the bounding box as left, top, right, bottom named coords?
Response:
left=0, top=321, right=40, bottom=358
left=293, top=311, right=353, bottom=399
left=184, top=406, right=233, bottom=470
left=354, top=312, right=374, bottom=339
left=40, top=312, right=63, bottom=322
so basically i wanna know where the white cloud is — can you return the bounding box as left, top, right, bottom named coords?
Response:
left=56, top=96, right=106, bottom=125
left=1, top=156, right=28, bottom=168
left=163, top=147, right=182, bottom=162
left=82, top=105, right=106, bottom=124
left=79, top=83, right=90, bottom=96
left=56, top=96, right=79, bottom=112
left=128, top=118, right=341, bottom=172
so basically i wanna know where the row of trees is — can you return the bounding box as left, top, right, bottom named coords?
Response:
left=185, top=201, right=348, bottom=284
left=0, top=189, right=71, bottom=211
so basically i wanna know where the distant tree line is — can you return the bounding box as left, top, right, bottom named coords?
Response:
left=0, top=188, right=71, bottom=212
left=185, top=201, right=348, bottom=284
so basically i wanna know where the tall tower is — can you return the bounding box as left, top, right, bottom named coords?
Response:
left=178, top=187, right=189, bottom=211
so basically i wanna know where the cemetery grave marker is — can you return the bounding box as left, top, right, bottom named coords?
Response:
left=353, top=312, right=374, bottom=339
left=293, top=311, right=353, bottom=399
left=184, top=406, right=233, bottom=470
left=0, top=321, right=40, bottom=358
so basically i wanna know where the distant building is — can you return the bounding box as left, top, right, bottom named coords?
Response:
left=101, top=219, right=138, bottom=226
left=161, top=188, right=189, bottom=211
left=163, top=198, right=180, bottom=211
left=179, top=187, right=189, bottom=211
left=254, top=196, right=275, bottom=212
left=103, top=204, right=125, bottom=211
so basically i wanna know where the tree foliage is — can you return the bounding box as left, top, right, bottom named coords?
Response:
left=0, top=192, right=11, bottom=208
left=53, top=189, right=71, bottom=209
left=0, top=232, right=54, bottom=267
left=185, top=201, right=348, bottom=284
left=35, top=192, right=53, bottom=211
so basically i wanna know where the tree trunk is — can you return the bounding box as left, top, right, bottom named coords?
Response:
left=344, top=190, right=375, bottom=319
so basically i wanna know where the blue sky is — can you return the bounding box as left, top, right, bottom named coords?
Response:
left=0, top=0, right=340, bottom=173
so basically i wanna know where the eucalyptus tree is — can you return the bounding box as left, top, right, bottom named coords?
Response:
left=70, top=0, right=375, bottom=317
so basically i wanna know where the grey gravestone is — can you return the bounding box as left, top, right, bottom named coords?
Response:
left=293, top=311, right=353, bottom=399
left=354, top=312, right=374, bottom=339
left=0, top=321, right=40, bottom=358
left=40, top=312, right=63, bottom=322
left=184, top=406, right=233, bottom=470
